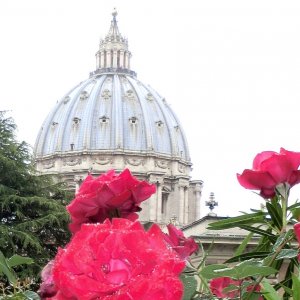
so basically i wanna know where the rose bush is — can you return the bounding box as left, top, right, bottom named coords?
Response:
left=237, top=148, right=300, bottom=198
left=199, top=148, right=300, bottom=299
left=45, top=218, right=185, bottom=300
left=67, top=169, right=156, bottom=234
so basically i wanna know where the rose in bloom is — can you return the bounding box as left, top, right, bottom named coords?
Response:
left=210, top=277, right=262, bottom=299
left=67, top=169, right=156, bottom=233
left=237, top=148, right=300, bottom=198
left=163, top=224, right=198, bottom=260
left=47, top=218, right=185, bottom=300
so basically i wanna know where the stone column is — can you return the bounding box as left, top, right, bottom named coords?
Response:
left=113, top=50, right=117, bottom=68
left=100, top=52, right=104, bottom=68
left=184, top=187, right=189, bottom=224
left=179, top=185, right=185, bottom=224
left=74, top=175, right=84, bottom=194
left=124, top=51, right=129, bottom=68
left=96, top=53, right=100, bottom=69
left=195, top=184, right=202, bottom=220
left=106, top=51, right=111, bottom=68
left=119, top=50, right=124, bottom=68
left=178, top=179, right=189, bottom=225
left=155, top=179, right=163, bottom=223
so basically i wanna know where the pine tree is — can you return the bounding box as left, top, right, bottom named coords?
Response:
left=0, top=111, right=72, bottom=277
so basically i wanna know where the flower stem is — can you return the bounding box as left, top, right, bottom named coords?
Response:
left=281, top=196, right=287, bottom=233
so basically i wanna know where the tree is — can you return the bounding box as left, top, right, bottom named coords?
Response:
left=0, top=111, right=72, bottom=278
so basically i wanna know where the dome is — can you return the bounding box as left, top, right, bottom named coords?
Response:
left=34, top=10, right=202, bottom=226
left=34, top=14, right=189, bottom=163
left=34, top=73, right=190, bottom=161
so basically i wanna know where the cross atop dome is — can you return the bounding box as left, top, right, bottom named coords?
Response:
left=106, top=8, right=122, bottom=42
left=93, top=10, right=135, bottom=77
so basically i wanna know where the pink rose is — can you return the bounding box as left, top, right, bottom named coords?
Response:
left=164, top=224, right=198, bottom=259
left=67, top=169, right=156, bottom=233
left=48, top=218, right=185, bottom=300
left=237, top=148, right=300, bottom=198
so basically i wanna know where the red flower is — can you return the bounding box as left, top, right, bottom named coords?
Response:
left=210, top=277, right=241, bottom=298
left=237, top=148, right=300, bottom=198
left=38, top=260, right=57, bottom=299
left=210, top=277, right=262, bottom=299
left=294, top=222, right=300, bottom=244
left=48, top=218, right=185, bottom=300
left=164, top=224, right=198, bottom=259
left=67, top=169, right=156, bottom=234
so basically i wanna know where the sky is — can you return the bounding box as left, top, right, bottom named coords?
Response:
left=2, top=0, right=300, bottom=217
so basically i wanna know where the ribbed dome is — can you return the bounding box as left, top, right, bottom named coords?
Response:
left=34, top=73, right=190, bottom=161
left=34, top=10, right=190, bottom=163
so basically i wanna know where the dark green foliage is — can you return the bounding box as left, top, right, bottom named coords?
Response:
left=0, top=111, right=72, bottom=278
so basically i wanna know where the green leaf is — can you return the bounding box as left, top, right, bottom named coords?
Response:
left=287, top=201, right=300, bottom=211
left=207, top=212, right=265, bottom=230
left=200, top=260, right=277, bottom=280
left=234, top=232, right=254, bottom=257
left=180, top=274, right=198, bottom=300
left=7, top=255, right=34, bottom=268
left=266, top=201, right=282, bottom=229
left=291, top=207, right=300, bottom=221
left=23, top=291, right=41, bottom=300
left=261, top=278, right=281, bottom=300
left=0, top=250, right=16, bottom=284
left=239, top=225, right=276, bottom=241
left=199, top=264, right=228, bottom=280
left=292, top=274, right=300, bottom=300
left=226, top=251, right=270, bottom=263
left=271, top=230, right=293, bottom=252
left=275, top=249, right=298, bottom=260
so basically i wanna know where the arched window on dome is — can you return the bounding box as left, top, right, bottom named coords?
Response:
left=99, top=116, right=109, bottom=124
left=156, top=120, right=164, bottom=128
left=129, top=116, right=138, bottom=125
left=72, top=117, right=81, bottom=125
left=80, top=91, right=89, bottom=101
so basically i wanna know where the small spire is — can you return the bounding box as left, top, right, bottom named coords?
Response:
left=107, top=8, right=121, bottom=41
left=205, top=192, right=218, bottom=216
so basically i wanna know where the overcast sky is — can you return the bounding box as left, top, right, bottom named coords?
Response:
left=2, top=0, right=300, bottom=217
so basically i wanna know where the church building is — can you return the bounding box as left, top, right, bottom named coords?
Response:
left=34, top=10, right=203, bottom=226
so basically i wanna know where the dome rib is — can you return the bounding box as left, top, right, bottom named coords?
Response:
left=127, top=77, right=154, bottom=152
left=113, top=75, right=123, bottom=149
left=83, top=76, right=106, bottom=151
